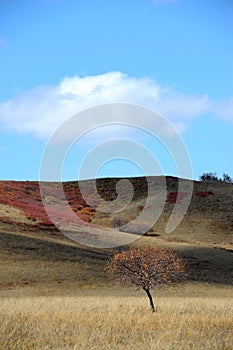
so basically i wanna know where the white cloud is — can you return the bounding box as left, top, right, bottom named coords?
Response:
left=0, top=71, right=232, bottom=140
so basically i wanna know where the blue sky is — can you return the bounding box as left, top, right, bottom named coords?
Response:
left=0, top=0, right=233, bottom=181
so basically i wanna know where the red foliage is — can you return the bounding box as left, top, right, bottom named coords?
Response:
left=137, top=205, right=144, bottom=211
left=80, top=207, right=96, bottom=215
left=195, top=191, right=213, bottom=198
left=0, top=181, right=95, bottom=229
left=76, top=213, right=92, bottom=223
left=166, top=192, right=187, bottom=203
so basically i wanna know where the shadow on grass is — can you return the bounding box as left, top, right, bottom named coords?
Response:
left=0, top=228, right=232, bottom=286
left=0, top=229, right=110, bottom=262
left=177, top=245, right=233, bottom=285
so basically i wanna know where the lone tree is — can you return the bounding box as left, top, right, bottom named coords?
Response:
left=106, top=246, right=187, bottom=313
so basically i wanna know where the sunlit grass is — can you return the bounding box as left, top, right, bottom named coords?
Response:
left=0, top=286, right=232, bottom=350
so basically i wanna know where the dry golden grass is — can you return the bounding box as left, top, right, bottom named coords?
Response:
left=0, top=205, right=232, bottom=350
left=0, top=286, right=233, bottom=350
left=0, top=204, right=37, bottom=225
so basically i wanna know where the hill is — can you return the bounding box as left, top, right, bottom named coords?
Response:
left=1, top=176, right=233, bottom=245
left=0, top=176, right=232, bottom=292
left=0, top=176, right=233, bottom=349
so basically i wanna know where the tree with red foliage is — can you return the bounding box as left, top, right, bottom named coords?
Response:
left=106, top=246, right=187, bottom=313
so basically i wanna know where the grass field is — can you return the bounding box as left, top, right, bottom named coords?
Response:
left=1, top=285, right=233, bottom=350
left=0, top=177, right=233, bottom=349
left=0, top=228, right=232, bottom=349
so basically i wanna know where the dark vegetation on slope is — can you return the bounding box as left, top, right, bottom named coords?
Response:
left=0, top=176, right=232, bottom=291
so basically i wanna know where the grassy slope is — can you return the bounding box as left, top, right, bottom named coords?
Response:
left=92, top=176, right=233, bottom=246
left=0, top=227, right=232, bottom=349
left=0, top=176, right=232, bottom=291
left=0, top=177, right=233, bottom=349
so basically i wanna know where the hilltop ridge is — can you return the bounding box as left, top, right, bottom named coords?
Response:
left=0, top=176, right=232, bottom=247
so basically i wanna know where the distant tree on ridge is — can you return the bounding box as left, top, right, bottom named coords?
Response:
left=200, top=172, right=233, bottom=183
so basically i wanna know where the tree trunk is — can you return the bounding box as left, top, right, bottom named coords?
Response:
left=143, top=286, right=156, bottom=313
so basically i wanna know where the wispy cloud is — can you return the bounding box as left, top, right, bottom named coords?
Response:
left=211, top=98, right=233, bottom=123
left=0, top=71, right=232, bottom=139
